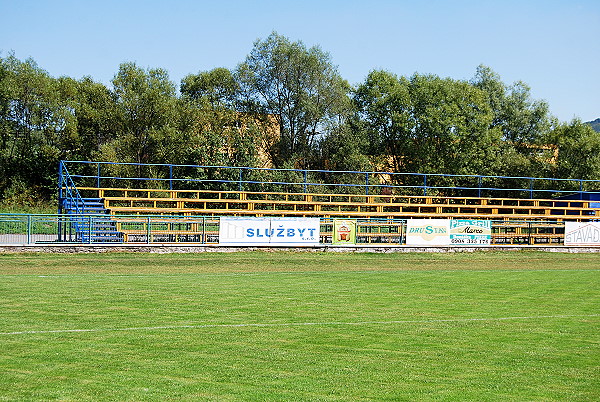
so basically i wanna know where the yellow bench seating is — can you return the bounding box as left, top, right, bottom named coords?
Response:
left=75, top=187, right=600, bottom=221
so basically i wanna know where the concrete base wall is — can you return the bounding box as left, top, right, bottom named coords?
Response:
left=1, top=244, right=600, bottom=253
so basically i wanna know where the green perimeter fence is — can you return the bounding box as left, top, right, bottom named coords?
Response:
left=0, top=214, right=569, bottom=246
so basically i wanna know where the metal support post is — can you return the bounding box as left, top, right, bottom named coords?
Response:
left=97, top=163, right=101, bottom=188
left=303, top=170, right=308, bottom=193
left=88, top=215, right=92, bottom=244
left=27, top=215, right=32, bottom=245
left=529, top=178, right=534, bottom=199
left=147, top=216, right=151, bottom=244
left=57, top=162, right=63, bottom=240
left=58, top=161, right=64, bottom=201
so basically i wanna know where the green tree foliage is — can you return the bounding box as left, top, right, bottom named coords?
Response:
left=104, top=62, right=181, bottom=165
left=471, top=65, right=556, bottom=177
left=182, top=67, right=249, bottom=167
left=180, top=67, right=261, bottom=188
left=69, top=77, right=118, bottom=161
left=548, top=119, right=600, bottom=182
left=0, top=40, right=598, bottom=203
left=181, top=67, right=239, bottom=107
left=236, top=32, right=351, bottom=168
left=352, top=70, right=503, bottom=191
left=0, top=54, right=76, bottom=199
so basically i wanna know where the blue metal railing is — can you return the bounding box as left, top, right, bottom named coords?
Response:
left=60, top=160, right=600, bottom=199
left=59, top=162, right=119, bottom=242
left=0, top=213, right=570, bottom=246
left=58, top=161, right=86, bottom=214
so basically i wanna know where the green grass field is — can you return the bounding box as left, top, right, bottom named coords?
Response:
left=0, top=202, right=56, bottom=215
left=0, top=251, right=598, bottom=400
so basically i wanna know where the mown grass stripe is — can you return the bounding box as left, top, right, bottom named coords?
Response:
left=2, top=314, right=598, bottom=336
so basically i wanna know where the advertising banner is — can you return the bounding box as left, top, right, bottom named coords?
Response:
left=332, top=219, right=357, bottom=245
left=564, top=222, right=600, bottom=245
left=219, top=217, right=320, bottom=246
left=406, top=219, right=450, bottom=246
left=449, top=220, right=492, bottom=245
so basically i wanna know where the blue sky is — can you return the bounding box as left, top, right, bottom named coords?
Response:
left=1, top=0, right=598, bottom=122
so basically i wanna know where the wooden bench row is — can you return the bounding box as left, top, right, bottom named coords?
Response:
left=74, top=187, right=600, bottom=220
left=83, top=187, right=592, bottom=207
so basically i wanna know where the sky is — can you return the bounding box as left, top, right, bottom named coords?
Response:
left=1, top=0, right=598, bottom=122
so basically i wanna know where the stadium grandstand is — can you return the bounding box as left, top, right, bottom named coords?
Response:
left=49, top=160, right=600, bottom=246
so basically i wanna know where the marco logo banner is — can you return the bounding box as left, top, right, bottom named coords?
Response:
left=219, top=217, right=320, bottom=246
left=450, top=220, right=492, bottom=245
left=406, top=219, right=491, bottom=246
left=564, top=222, right=600, bottom=245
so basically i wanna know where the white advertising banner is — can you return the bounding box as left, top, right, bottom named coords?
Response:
left=564, top=222, right=600, bottom=245
left=449, top=220, right=492, bottom=245
left=406, top=219, right=451, bottom=246
left=219, top=217, right=320, bottom=246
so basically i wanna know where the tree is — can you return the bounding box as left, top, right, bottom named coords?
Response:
left=69, top=77, right=118, bottom=161
left=409, top=73, right=500, bottom=176
left=0, top=54, right=76, bottom=199
left=353, top=70, right=501, bottom=192
left=352, top=70, right=412, bottom=166
left=180, top=68, right=262, bottom=171
left=236, top=32, right=351, bottom=168
left=471, top=65, right=556, bottom=177
left=102, top=63, right=181, bottom=165
left=548, top=119, right=600, bottom=182
left=181, top=67, right=239, bottom=108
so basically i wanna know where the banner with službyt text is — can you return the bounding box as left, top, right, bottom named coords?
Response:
left=219, top=217, right=320, bottom=246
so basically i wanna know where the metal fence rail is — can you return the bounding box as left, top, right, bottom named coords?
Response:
left=0, top=214, right=567, bottom=246
left=60, top=160, right=600, bottom=199
left=0, top=214, right=62, bottom=244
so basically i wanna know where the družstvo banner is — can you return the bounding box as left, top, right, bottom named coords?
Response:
left=332, top=219, right=357, bottom=245
left=406, top=219, right=450, bottom=245
left=564, top=222, right=600, bottom=245
left=449, top=220, right=492, bottom=245
left=219, top=217, right=320, bottom=246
